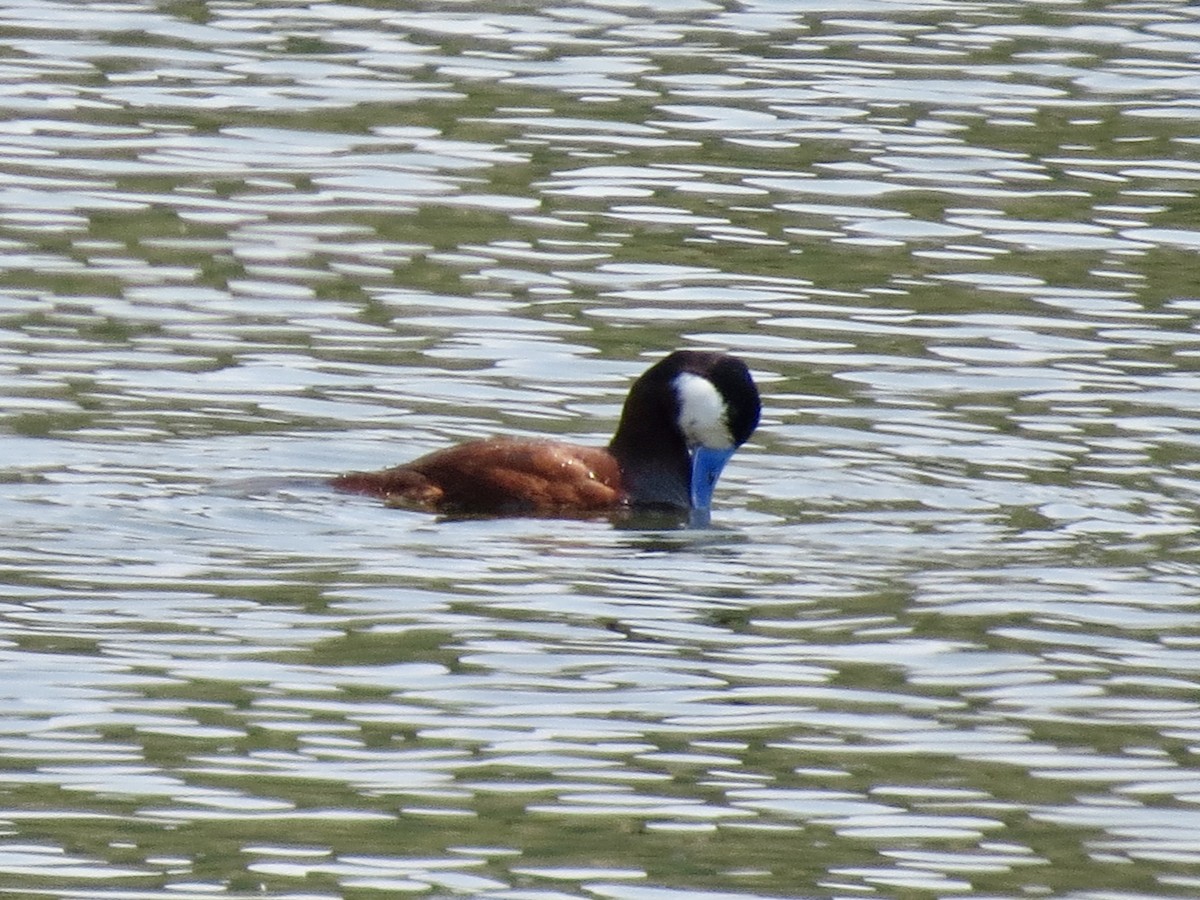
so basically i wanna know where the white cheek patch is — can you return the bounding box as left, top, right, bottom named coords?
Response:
left=674, top=372, right=734, bottom=449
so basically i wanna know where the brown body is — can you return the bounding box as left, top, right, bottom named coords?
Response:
left=331, top=437, right=624, bottom=514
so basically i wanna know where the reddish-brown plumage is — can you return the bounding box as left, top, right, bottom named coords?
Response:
left=331, top=437, right=624, bottom=514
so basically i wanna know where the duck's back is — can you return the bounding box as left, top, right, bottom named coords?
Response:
left=331, top=437, right=624, bottom=514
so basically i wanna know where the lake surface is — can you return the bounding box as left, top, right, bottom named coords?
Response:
left=2, top=1, right=1200, bottom=898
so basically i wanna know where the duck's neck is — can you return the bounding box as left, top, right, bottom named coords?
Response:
left=609, top=423, right=691, bottom=509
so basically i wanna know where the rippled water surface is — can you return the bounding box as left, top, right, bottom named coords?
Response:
left=3, top=1, right=1200, bottom=898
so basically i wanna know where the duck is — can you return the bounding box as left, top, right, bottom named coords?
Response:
left=331, top=349, right=760, bottom=520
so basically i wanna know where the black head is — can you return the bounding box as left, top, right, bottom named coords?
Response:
left=609, top=350, right=760, bottom=510
left=670, top=351, right=761, bottom=448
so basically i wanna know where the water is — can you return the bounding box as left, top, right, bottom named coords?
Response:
left=2, top=1, right=1200, bottom=898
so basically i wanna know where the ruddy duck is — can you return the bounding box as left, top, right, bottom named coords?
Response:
left=332, top=350, right=760, bottom=519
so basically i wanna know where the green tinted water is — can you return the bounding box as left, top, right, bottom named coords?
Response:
left=2, top=2, right=1200, bottom=899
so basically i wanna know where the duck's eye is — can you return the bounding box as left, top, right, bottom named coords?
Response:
left=674, top=372, right=733, bottom=449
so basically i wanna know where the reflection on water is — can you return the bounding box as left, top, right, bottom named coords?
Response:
left=2, top=1, right=1200, bottom=898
